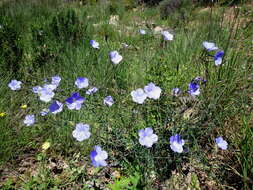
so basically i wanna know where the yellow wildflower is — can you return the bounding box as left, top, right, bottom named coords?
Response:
left=42, top=142, right=51, bottom=151
left=20, top=104, right=28, bottom=109
left=112, top=171, right=121, bottom=179
left=0, top=112, right=6, bottom=117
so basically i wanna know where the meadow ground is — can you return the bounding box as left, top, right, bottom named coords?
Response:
left=0, top=0, right=252, bottom=189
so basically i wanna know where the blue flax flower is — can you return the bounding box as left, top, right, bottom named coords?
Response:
left=49, top=101, right=63, bottom=114
left=24, top=114, right=35, bottom=126
left=139, top=29, right=146, bottom=35
left=90, top=146, right=108, bottom=167
left=170, top=134, right=185, bottom=153
left=138, top=128, right=158, bottom=148
left=188, top=82, right=200, bottom=96
left=104, top=96, right=114, bottom=107
left=75, top=77, right=89, bottom=89
left=40, top=109, right=49, bottom=116
left=51, top=76, right=61, bottom=86
left=215, top=136, right=228, bottom=150
left=194, top=77, right=207, bottom=84
left=66, top=92, right=85, bottom=110
left=214, top=51, right=224, bottom=66
left=172, top=88, right=181, bottom=96
left=144, top=83, right=162, bottom=100
left=161, top=31, right=173, bottom=41
left=202, top=41, right=218, bottom=51
left=86, top=87, right=98, bottom=95
left=38, top=85, right=55, bottom=102
left=44, top=84, right=57, bottom=91
left=72, top=123, right=91, bottom=141
left=32, top=86, right=41, bottom=94
left=90, top=40, right=99, bottom=49
left=131, top=88, right=147, bottom=104
left=109, top=51, right=123, bottom=65
left=8, top=80, right=22, bottom=91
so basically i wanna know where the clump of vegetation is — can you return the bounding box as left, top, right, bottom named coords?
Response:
left=0, top=1, right=87, bottom=77
left=197, top=0, right=251, bottom=6
left=0, top=17, right=25, bottom=76
left=159, top=0, right=183, bottom=18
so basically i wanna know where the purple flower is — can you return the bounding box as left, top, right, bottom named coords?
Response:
left=172, top=88, right=181, bottom=96
left=72, top=123, right=91, bottom=141
left=131, top=88, right=147, bottom=104
left=215, top=137, right=228, bottom=150
left=40, top=109, right=49, bottom=116
left=138, top=128, right=158, bottom=148
left=51, top=76, right=61, bottom=86
left=202, top=41, right=218, bottom=51
left=24, top=114, right=35, bottom=126
left=194, top=77, right=207, bottom=84
left=161, top=31, right=173, bottom=41
left=49, top=101, right=63, bottom=114
left=44, top=84, right=57, bottom=91
left=139, top=29, right=146, bottom=35
left=75, top=77, right=89, bottom=89
left=144, top=83, right=161, bottom=100
left=32, top=86, right=42, bottom=94
left=38, top=86, right=55, bottom=102
left=122, top=43, right=129, bottom=48
left=33, top=80, right=58, bottom=102
left=170, top=134, right=185, bottom=153
left=104, top=96, right=114, bottom=107
left=86, top=87, right=98, bottom=95
left=214, top=51, right=224, bottom=66
left=65, top=92, right=85, bottom=110
left=188, top=82, right=200, bottom=96
left=90, top=40, right=99, bottom=49
left=8, top=80, right=22, bottom=91
left=109, top=51, right=123, bottom=65
left=90, top=146, right=108, bottom=167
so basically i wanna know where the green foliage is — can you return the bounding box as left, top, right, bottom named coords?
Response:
left=141, top=0, right=164, bottom=5
left=108, top=0, right=126, bottom=16
left=21, top=167, right=60, bottom=189
left=30, top=8, right=87, bottom=69
left=109, top=172, right=141, bottom=190
left=0, top=2, right=88, bottom=76
left=49, top=9, right=86, bottom=44
left=237, top=115, right=253, bottom=188
left=123, top=0, right=138, bottom=9
left=31, top=24, right=59, bottom=69
left=159, top=0, right=182, bottom=18
left=0, top=17, right=25, bottom=76
left=197, top=0, right=250, bottom=6
left=1, top=179, right=15, bottom=190
left=159, top=0, right=194, bottom=27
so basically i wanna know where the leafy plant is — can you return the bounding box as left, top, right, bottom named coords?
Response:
left=109, top=172, right=141, bottom=190
left=0, top=17, right=24, bottom=76
left=49, top=9, right=87, bottom=45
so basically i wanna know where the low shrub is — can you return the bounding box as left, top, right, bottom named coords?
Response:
left=159, top=0, right=194, bottom=26
left=0, top=3, right=88, bottom=76
left=159, top=0, right=183, bottom=18
left=49, top=9, right=87, bottom=45
left=197, top=0, right=250, bottom=6
left=138, top=0, right=164, bottom=5
left=0, top=17, right=25, bottom=76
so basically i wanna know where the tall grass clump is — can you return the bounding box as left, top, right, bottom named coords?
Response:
left=0, top=0, right=88, bottom=78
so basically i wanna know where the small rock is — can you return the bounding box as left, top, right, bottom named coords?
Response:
left=154, top=26, right=163, bottom=34
left=109, top=15, right=119, bottom=25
